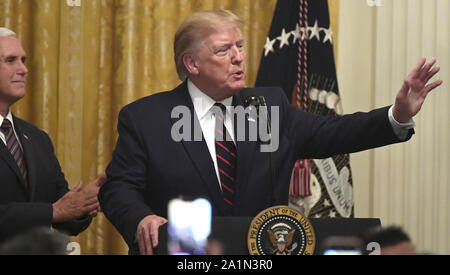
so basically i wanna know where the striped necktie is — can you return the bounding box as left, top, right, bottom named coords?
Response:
left=213, top=103, right=237, bottom=215
left=1, top=119, right=28, bottom=189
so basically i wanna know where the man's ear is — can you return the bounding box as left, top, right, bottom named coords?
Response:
left=183, top=55, right=199, bottom=76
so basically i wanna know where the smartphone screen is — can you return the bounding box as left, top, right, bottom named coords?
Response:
left=168, top=198, right=212, bottom=255
left=323, top=247, right=362, bottom=255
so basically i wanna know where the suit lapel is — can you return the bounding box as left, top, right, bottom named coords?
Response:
left=13, top=117, right=36, bottom=200
left=169, top=82, right=228, bottom=215
left=0, top=139, right=24, bottom=184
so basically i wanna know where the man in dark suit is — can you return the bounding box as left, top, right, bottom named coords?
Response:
left=98, top=10, right=442, bottom=254
left=0, top=28, right=106, bottom=245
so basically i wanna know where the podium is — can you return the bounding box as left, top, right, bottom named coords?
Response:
left=155, top=217, right=381, bottom=255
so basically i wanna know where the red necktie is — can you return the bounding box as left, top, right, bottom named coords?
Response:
left=214, top=103, right=237, bottom=215
left=1, top=118, right=28, bottom=189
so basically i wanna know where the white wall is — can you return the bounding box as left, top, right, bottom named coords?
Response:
left=337, top=0, right=449, bottom=254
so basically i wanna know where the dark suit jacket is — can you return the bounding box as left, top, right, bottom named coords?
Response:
left=0, top=116, right=91, bottom=243
left=99, top=82, right=413, bottom=251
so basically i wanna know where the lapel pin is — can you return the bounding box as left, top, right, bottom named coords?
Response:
left=23, top=134, right=29, bottom=140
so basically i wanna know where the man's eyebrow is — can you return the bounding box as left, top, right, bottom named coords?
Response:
left=213, top=39, right=245, bottom=48
left=3, top=54, right=26, bottom=60
left=2, top=54, right=17, bottom=58
left=213, top=42, right=232, bottom=47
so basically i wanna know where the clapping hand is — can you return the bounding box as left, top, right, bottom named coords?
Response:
left=52, top=173, right=107, bottom=223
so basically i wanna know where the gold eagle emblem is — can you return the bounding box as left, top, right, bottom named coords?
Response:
left=267, top=223, right=297, bottom=255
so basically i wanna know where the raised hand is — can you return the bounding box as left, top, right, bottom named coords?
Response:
left=392, top=57, right=443, bottom=123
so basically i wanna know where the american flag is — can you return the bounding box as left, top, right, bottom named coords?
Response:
left=255, top=0, right=354, bottom=218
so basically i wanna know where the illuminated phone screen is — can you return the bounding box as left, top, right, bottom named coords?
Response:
left=323, top=248, right=362, bottom=255
left=168, top=198, right=212, bottom=255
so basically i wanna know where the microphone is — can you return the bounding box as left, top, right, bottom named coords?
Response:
left=241, top=88, right=265, bottom=109
left=240, top=89, right=271, bottom=142
left=239, top=88, right=276, bottom=207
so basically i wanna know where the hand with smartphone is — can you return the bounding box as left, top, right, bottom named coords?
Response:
left=135, top=198, right=212, bottom=255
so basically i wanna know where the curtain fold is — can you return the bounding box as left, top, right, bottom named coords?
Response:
left=0, top=0, right=339, bottom=254
left=337, top=0, right=449, bottom=254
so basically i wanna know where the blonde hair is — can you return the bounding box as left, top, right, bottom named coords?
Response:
left=174, top=10, right=245, bottom=81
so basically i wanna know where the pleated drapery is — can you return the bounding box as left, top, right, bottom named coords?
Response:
left=0, top=0, right=340, bottom=255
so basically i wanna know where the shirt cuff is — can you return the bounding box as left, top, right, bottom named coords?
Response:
left=388, top=106, right=416, bottom=140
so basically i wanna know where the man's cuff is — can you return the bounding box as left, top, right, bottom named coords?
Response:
left=388, top=106, right=416, bottom=140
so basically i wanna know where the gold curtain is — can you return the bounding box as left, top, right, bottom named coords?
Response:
left=0, top=0, right=338, bottom=254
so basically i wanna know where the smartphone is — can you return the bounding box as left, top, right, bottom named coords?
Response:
left=320, top=236, right=363, bottom=255
left=323, top=247, right=362, bottom=255
left=167, top=198, right=212, bottom=255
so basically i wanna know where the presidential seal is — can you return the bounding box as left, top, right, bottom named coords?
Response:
left=248, top=206, right=315, bottom=255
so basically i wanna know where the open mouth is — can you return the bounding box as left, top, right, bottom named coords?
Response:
left=233, top=71, right=244, bottom=78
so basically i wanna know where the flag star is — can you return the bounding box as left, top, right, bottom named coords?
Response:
left=264, top=37, right=276, bottom=56
left=309, top=20, right=321, bottom=41
left=291, top=24, right=301, bottom=43
left=300, top=27, right=308, bottom=41
left=322, top=26, right=333, bottom=44
left=324, top=199, right=331, bottom=207
left=292, top=24, right=308, bottom=43
left=329, top=210, right=336, bottom=218
left=277, top=28, right=291, bottom=49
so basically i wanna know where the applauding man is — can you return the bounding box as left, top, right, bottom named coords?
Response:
left=0, top=28, right=106, bottom=244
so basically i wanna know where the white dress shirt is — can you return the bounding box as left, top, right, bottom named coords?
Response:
left=388, top=106, right=416, bottom=140
left=188, top=80, right=235, bottom=188
left=0, top=110, right=24, bottom=150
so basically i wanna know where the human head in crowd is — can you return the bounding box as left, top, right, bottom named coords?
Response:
left=0, top=227, right=69, bottom=255
left=362, top=226, right=416, bottom=255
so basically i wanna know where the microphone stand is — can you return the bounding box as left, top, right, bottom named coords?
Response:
left=242, top=92, right=276, bottom=207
